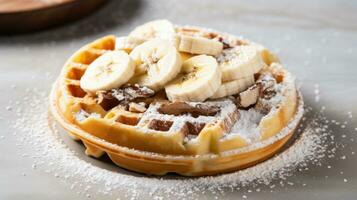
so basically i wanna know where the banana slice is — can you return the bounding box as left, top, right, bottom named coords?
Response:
left=129, top=39, right=182, bottom=90
left=178, top=35, right=223, bottom=56
left=180, top=52, right=194, bottom=62
left=115, top=36, right=146, bottom=52
left=210, top=75, right=255, bottom=99
left=129, top=19, right=176, bottom=42
left=165, top=55, right=221, bottom=102
left=80, top=51, right=135, bottom=93
left=216, top=45, right=266, bottom=82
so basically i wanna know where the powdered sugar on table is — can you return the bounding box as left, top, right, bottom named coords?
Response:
left=226, top=109, right=263, bottom=143
left=9, top=88, right=339, bottom=199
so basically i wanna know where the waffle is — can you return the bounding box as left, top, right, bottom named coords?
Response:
left=49, top=25, right=303, bottom=176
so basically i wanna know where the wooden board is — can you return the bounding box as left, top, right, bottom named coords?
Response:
left=0, top=0, right=107, bottom=34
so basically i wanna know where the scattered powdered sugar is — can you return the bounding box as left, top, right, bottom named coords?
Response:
left=314, top=84, right=320, bottom=102
left=215, top=45, right=258, bottom=65
left=7, top=87, right=341, bottom=199
left=216, top=46, right=241, bottom=63
left=219, top=94, right=304, bottom=157
left=225, top=109, right=263, bottom=143
left=111, top=84, right=154, bottom=102
left=347, top=111, right=353, bottom=119
left=75, top=109, right=101, bottom=122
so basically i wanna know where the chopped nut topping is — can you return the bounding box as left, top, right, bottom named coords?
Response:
left=148, top=119, right=173, bottom=132
left=112, top=84, right=155, bottom=101
left=129, top=102, right=147, bottom=113
left=184, top=122, right=206, bottom=135
left=157, top=102, right=220, bottom=117
left=96, top=92, right=120, bottom=111
left=237, top=85, right=260, bottom=108
left=256, top=74, right=277, bottom=100
left=95, top=84, right=154, bottom=111
left=97, top=84, right=155, bottom=104
left=253, top=73, right=279, bottom=114
left=257, top=74, right=276, bottom=90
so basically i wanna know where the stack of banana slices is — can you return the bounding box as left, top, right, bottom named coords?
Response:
left=80, top=20, right=266, bottom=102
left=50, top=19, right=303, bottom=176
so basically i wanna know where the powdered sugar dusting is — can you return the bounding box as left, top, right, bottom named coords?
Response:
left=8, top=87, right=338, bottom=199
left=226, top=109, right=263, bottom=143
left=75, top=109, right=101, bottom=122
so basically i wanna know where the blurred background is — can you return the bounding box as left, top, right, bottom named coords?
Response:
left=1, top=0, right=356, bottom=107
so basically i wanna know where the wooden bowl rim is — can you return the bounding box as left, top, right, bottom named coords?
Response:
left=0, top=0, right=88, bottom=15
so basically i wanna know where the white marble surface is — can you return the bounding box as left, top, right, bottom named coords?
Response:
left=0, top=0, right=357, bottom=199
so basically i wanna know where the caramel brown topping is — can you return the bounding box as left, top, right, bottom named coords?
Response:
left=148, top=119, right=173, bottom=132
left=96, top=92, right=120, bottom=111
left=185, top=122, right=206, bottom=135
left=111, top=84, right=155, bottom=102
left=157, top=102, right=220, bottom=117
left=96, top=84, right=155, bottom=110
left=256, top=74, right=277, bottom=100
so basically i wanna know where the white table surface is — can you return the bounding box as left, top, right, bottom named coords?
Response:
left=0, top=0, right=357, bottom=199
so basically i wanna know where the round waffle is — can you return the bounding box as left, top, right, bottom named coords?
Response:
left=49, top=23, right=303, bottom=176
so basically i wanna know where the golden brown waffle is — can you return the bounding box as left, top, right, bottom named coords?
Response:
left=49, top=26, right=303, bottom=176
